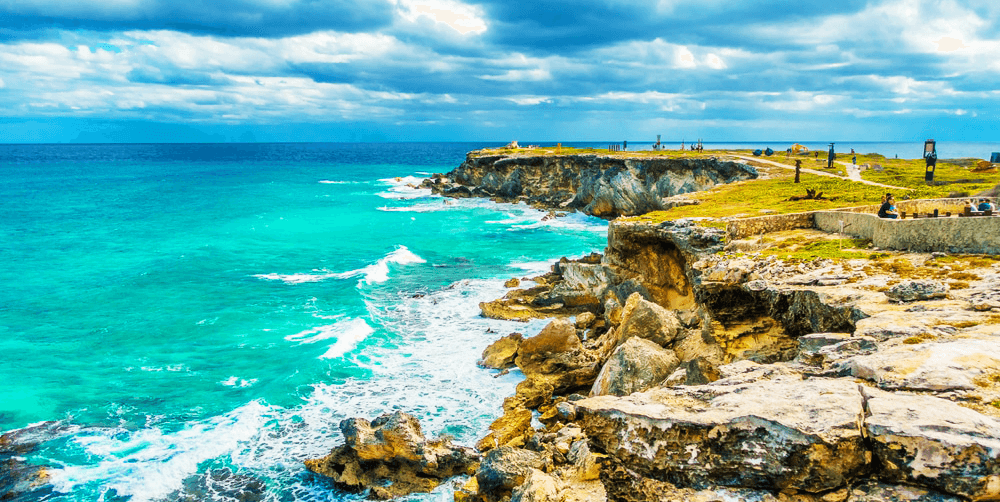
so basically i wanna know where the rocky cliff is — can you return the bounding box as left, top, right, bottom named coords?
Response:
left=419, top=152, right=757, bottom=218
left=458, top=219, right=1000, bottom=502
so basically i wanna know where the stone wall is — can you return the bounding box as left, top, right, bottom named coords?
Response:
left=726, top=212, right=815, bottom=240
left=833, top=198, right=970, bottom=217
left=815, top=210, right=1000, bottom=254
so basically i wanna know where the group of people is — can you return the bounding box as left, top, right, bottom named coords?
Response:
left=879, top=193, right=998, bottom=219
left=966, top=198, right=996, bottom=213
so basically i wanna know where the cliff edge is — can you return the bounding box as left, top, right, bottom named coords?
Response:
left=419, top=151, right=757, bottom=218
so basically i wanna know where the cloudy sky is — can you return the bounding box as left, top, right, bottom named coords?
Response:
left=0, top=0, right=997, bottom=142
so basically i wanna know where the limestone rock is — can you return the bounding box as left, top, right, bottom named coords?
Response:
left=514, top=319, right=602, bottom=406
left=864, top=388, right=1000, bottom=500
left=590, top=337, right=680, bottom=397
left=476, top=446, right=547, bottom=497
left=575, top=312, right=597, bottom=330
left=505, top=278, right=521, bottom=288
left=304, top=411, right=478, bottom=499
left=885, top=281, right=948, bottom=302
left=683, top=356, right=720, bottom=385
left=575, top=376, right=870, bottom=493
left=510, top=469, right=561, bottom=502
left=477, top=402, right=533, bottom=452
left=847, top=479, right=963, bottom=502
left=844, top=337, right=1000, bottom=391
left=479, top=333, right=523, bottom=370
left=612, top=293, right=682, bottom=349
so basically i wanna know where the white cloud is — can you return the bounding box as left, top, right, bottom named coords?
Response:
left=0, top=77, right=5, bottom=88
left=480, top=68, right=551, bottom=81
left=393, top=0, right=487, bottom=35
left=705, top=53, right=726, bottom=69
left=506, top=96, right=551, bottom=105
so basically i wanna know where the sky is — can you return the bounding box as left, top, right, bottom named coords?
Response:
left=0, top=0, right=998, bottom=143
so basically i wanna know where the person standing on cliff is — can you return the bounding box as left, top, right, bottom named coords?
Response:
left=878, top=194, right=898, bottom=219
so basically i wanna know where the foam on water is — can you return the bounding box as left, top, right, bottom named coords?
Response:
left=375, top=176, right=435, bottom=200
left=48, top=401, right=275, bottom=502
left=253, top=246, right=427, bottom=287
left=283, top=318, right=374, bottom=359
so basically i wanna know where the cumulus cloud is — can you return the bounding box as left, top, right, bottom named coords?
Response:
left=0, top=0, right=998, bottom=140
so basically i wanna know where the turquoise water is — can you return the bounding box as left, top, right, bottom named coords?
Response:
left=0, top=143, right=608, bottom=501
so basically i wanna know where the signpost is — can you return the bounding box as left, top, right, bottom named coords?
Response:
left=924, top=139, right=937, bottom=182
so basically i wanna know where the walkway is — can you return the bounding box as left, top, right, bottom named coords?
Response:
left=729, top=154, right=910, bottom=191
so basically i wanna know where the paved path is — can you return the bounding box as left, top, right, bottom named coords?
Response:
left=729, top=154, right=911, bottom=191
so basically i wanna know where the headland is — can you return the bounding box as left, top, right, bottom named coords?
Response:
left=305, top=146, right=1000, bottom=502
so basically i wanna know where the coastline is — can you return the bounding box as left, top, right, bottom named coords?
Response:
left=307, top=147, right=1000, bottom=502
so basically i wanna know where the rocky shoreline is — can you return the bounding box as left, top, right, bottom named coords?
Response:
left=417, top=149, right=757, bottom=218
left=306, top=155, right=1000, bottom=502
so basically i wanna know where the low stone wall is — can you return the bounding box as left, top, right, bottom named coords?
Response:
left=829, top=198, right=971, bottom=216
left=815, top=211, right=1000, bottom=254
left=727, top=212, right=815, bottom=240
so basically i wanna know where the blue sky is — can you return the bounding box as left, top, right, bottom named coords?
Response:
left=0, top=0, right=997, bottom=142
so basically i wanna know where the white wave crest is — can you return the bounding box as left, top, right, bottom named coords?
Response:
left=48, top=401, right=273, bottom=502
left=316, top=319, right=375, bottom=359
left=253, top=245, right=426, bottom=287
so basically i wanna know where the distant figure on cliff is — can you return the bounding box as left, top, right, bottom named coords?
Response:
left=965, top=200, right=978, bottom=213
left=878, top=194, right=898, bottom=219
left=680, top=141, right=685, bottom=150
left=978, top=198, right=995, bottom=211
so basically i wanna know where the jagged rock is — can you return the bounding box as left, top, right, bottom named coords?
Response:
left=843, top=336, right=1000, bottom=391
left=799, top=333, right=853, bottom=354
left=477, top=399, right=533, bottom=452
left=885, top=281, right=948, bottom=302
left=479, top=333, right=523, bottom=369
left=513, top=319, right=602, bottom=408
left=505, top=278, right=521, bottom=288
left=476, top=446, right=548, bottom=499
left=575, top=377, right=870, bottom=493
left=600, top=459, right=784, bottom=502
left=610, top=293, right=682, bottom=349
left=847, top=479, right=963, bottom=502
left=671, top=329, right=725, bottom=367
left=864, top=387, right=1000, bottom=500
left=304, top=411, right=478, bottom=499
left=433, top=153, right=757, bottom=218
left=510, top=469, right=560, bottom=502
left=683, top=356, right=720, bottom=385
left=590, top=337, right=680, bottom=397
left=575, top=312, right=597, bottom=330
left=0, top=423, right=57, bottom=501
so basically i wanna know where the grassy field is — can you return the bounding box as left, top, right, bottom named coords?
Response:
left=630, top=170, right=887, bottom=222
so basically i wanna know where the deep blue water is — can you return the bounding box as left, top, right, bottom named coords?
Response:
left=0, top=143, right=609, bottom=501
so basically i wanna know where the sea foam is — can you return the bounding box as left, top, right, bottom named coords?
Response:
left=253, top=245, right=426, bottom=287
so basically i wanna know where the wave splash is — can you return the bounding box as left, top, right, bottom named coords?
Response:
left=253, top=245, right=426, bottom=287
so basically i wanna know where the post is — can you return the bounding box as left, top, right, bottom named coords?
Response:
left=794, top=159, right=801, bottom=183
left=924, top=139, right=937, bottom=182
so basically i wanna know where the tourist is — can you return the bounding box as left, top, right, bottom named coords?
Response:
left=878, top=194, right=898, bottom=219
left=965, top=200, right=978, bottom=213
left=978, top=198, right=995, bottom=212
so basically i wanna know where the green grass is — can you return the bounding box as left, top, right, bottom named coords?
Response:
left=629, top=170, right=887, bottom=222
left=759, top=238, right=874, bottom=261
left=467, top=146, right=720, bottom=160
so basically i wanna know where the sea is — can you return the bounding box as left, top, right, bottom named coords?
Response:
left=1, top=140, right=996, bottom=502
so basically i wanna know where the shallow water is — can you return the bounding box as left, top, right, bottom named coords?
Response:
left=0, top=143, right=608, bottom=501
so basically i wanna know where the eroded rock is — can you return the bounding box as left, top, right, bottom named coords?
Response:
left=885, top=281, right=948, bottom=302
left=590, top=337, right=680, bottom=397
left=304, top=411, right=478, bottom=499
left=479, top=333, right=523, bottom=370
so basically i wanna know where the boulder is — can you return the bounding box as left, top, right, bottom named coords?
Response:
left=612, top=293, right=682, bottom=349
left=505, top=278, right=521, bottom=288
left=864, top=388, right=1000, bottom=500
left=575, top=312, right=597, bottom=330
left=591, top=337, right=680, bottom=397
left=476, top=400, right=533, bottom=452
left=514, top=319, right=601, bottom=405
left=479, top=333, right=523, bottom=369
left=885, top=281, right=948, bottom=302
left=304, top=411, right=478, bottom=499
left=575, top=376, right=869, bottom=493
left=476, top=446, right=548, bottom=498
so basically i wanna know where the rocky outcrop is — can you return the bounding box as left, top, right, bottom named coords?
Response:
left=421, top=153, right=757, bottom=218
left=590, top=337, right=680, bottom=397
left=304, top=412, right=478, bottom=499
left=573, top=374, right=1000, bottom=500
left=1, top=423, right=56, bottom=501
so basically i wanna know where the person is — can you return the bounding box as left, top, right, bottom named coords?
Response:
left=965, top=199, right=978, bottom=214
left=878, top=194, right=898, bottom=219
left=977, top=198, right=995, bottom=212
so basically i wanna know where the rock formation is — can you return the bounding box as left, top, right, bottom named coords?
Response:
left=419, top=152, right=757, bottom=218
left=304, top=411, right=479, bottom=499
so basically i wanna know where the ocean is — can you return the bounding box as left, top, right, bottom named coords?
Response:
left=0, top=142, right=609, bottom=501
left=2, top=140, right=995, bottom=501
